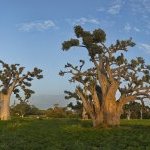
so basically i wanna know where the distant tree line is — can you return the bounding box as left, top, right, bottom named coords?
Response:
left=121, top=101, right=150, bottom=119
left=10, top=102, right=78, bottom=119
left=10, top=100, right=150, bottom=119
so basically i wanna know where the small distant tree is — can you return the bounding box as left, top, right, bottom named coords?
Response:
left=60, top=26, right=150, bottom=127
left=0, top=60, right=43, bottom=120
left=11, top=101, right=40, bottom=117
left=12, top=101, right=31, bottom=118
left=11, top=90, right=35, bottom=118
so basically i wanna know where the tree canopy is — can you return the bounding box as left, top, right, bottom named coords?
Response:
left=0, top=60, right=43, bottom=99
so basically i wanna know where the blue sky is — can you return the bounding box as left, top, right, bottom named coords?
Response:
left=0, top=0, right=150, bottom=99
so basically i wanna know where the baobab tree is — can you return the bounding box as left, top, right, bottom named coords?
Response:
left=60, top=26, right=150, bottom=127
left=0, top=60, right=43, bottom=120
left=12, top=89, right=35, bottom=118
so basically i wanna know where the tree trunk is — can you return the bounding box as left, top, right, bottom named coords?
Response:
left=140, top=108, right=143, bottom=120
left=103, top=101, right=121, bottom=126
left=92, top=111, right=103, bottom=127
left=82, top=107, right=88, bottom=120
left=78, top=88, right=123, bottom=127
left=91, top=106, right=121, bottom=127
left=104, top=110, right=121, bottom=126
left=83, top=100, right=122, bottom=127
left=82, top=104, right=122, bottom=127
left=0, top=100, right=1, bottom=117
left=127, top=110, right=131, bottom=120
left=0, top=93, right=11, bottom=120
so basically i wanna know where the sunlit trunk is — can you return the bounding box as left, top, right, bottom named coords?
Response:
left=0, top=93, right=11, bottom=120
left=103, top=100, right=122, bottom=126
left=104, top=110, right=121, bottom=126
left=90, top=103, right=121, bottom=127
left=92, top=111, right=103, bottom=127
left=82, top=107, right=88, bottom=119
left=82, top=98, right=122, bottom=127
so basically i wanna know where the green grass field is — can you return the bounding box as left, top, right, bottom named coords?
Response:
left=0, top=118, right=150, bottom=150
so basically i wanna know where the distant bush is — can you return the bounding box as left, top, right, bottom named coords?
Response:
left=45, top=105, right=79, bottom=118
left=11, top=102, right=42, bottom=117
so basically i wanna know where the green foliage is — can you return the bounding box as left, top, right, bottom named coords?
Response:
left=64, top=90, right=80, bottom=100
left=62, top=39, right=79, bottom=50
left=0, top=119, right=149, bottom=149
left=0, top=60, right=43, bottom=102
left=45, top=105, right=77, bottom=118
left=122, top=102, right=150, bottom=119
left=92, top=29, right=106, bottom=43
left=46, top=107, right=67, bottom=118
left=67, top=101, right=83, bottom=117
left=11, top=102, right=41, bottom=117
left=74, top=25, right=84, bottom=38
left=62, top=25, right=106, bottom=57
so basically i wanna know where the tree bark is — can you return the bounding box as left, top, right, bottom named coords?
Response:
left=82, top=107, right=88, bottom=119
left=127, top=110, right=131, bottom=120
left=0, top=93, right=11, bottom=120
left=140, top=108, right=143, bottom=120
left=92, top=110, right=103, bottom=127
left=102, top=99, right=122, bottom=126
left=104, top=109, right=121, bottom=126
left=77, top=86, right=124, bottom=127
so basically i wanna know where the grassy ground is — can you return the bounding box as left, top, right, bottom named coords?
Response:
left=0, top=118, right=150, bottom=150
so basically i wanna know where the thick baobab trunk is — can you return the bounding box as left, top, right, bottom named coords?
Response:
left=91, top=105, right=121, bottom=127
left=0, top=93, right=11, bottom=120
left=103, top=100, right=122, bottom=126
left=82, top=101, right=122, bottom=127
left=92, top=111, right=103, bottom=127
left=104, top=109, right=121, bottom=126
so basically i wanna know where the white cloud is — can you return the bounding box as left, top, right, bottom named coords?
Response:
left=18, top=20, right=56, bottom=32
left=133, top=27, right=140, bottom=32
left=107, top=0, right=124, bottom=15
left=97, top=0, right=125, bottom=15
left=108, top=4, right=121, bottom=15
left=124, top=23, right=131, bottom=32
left=124, top=23, right=140, bottom=32
left=73, top=17, right=100, bottom=25
left=97, top=7, right=105, bottom=12
left=139, top=43, right=150, bottom=54
left=129, top=0, right=150, bottom=14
